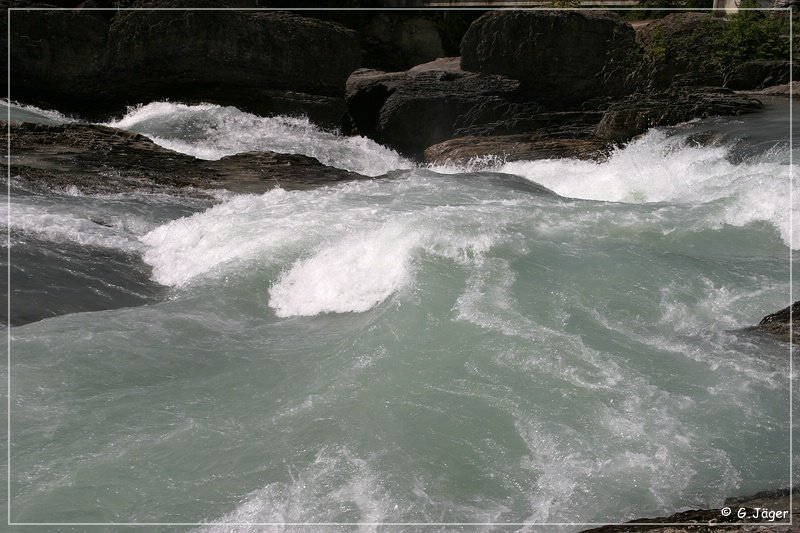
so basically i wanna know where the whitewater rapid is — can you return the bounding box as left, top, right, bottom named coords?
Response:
left=5, top=99, right=796, bottom=528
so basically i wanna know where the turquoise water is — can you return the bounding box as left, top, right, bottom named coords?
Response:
left=4, top=100, right=797, bottom=529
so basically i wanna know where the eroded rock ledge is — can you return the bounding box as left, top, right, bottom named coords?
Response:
left=3, top=121, right=370, bottom=196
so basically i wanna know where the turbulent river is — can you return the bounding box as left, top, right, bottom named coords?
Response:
left=3, top=99, right=797, bottom=530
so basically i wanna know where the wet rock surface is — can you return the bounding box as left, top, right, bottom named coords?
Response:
left=424, top=132, right=609, bottom=166
left=4, top=121, right=370, bottom=196
left=579, top=488, right=798, bottom=533
left=595, top=88, right=763, bottom=143
left=346, top=58, right=539, bottom=157
left=745, top=301, right=800, bottom=342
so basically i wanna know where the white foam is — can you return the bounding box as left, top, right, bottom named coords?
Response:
left=432, top=127, right=797, bottom=248
left=196, top=447, right=390, bottom=531
left=2, top=202, right=144, bottom=252
left=500, top=130, right=726, bottom=201
left=139, top=176, right=510, bottom=307
left=105, top=101, right=413, bottom=176
left=268, top=224, right=421, bottom=317
left=140, top=190, right=295, bottom=286
left=6, top=99, right=78, bottom=124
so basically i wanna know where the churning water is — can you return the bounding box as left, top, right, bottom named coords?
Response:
left=4, top=99, right=797, bottom=529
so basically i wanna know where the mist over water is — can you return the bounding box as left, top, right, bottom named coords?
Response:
left=5, top=100, right=797, bottom=528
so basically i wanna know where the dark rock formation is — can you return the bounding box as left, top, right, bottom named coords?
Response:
left=4, top=121, right=369, bottom=195
left=460, top=10, right=640, bottom=108
left=361, top=13, right=445, bottom=71
left=746, top=301, right=800, bottom=342
left=635, top=13, right=727, bottom=91
left=10, top=9, right=361, bottom=126
left=595, top=88, right=763, bottom=143
left=635, top=12, right=792, bottom=91
left=9, top=8, right=110, bottom=109
left=579, top=487, right=797, bottom=532
left=726, top=60, right=794, bottom=90
left=346, top=58, right=544, bottom=157
left=424, top=132, right=609, bottom=167
left=347, top=57, right=762, bottom=161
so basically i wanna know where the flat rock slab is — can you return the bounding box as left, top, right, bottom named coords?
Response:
left=744, top=81, right=800, bottom=99
left=425, top=133, right=609, bottom=166
left=3, top=121, right=369, bottom=196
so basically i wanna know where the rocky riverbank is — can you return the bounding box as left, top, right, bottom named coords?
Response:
left=7, top=5, right=792, bottom=165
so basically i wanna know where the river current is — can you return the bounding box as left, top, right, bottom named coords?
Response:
left=3, top=99, right=797, bottom=529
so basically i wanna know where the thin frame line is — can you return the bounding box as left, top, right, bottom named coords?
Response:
left=5, top=7, right=790, bottom=10
left=5, top=5, right=10, bottom=529
left=5, top=521, right=795, bottom=527
left=789, top=8, right=794, bottom=527
left=4, top=4, right=795, bottom=528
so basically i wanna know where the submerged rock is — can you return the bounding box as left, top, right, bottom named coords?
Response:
left=4, top=236, right=165, bottom=327
left=4, top=121, right=369, bottom=195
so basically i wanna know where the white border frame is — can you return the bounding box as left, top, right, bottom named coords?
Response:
left=4, top=4, right=794, bottom=529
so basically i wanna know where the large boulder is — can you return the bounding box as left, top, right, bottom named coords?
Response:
left=346, top=57, right=543, bottom=157
left=9, top=8, right=110, bottom=111
left=460, top=10, right=639, bottom=108
left=10, top=9, right=361, bottom=126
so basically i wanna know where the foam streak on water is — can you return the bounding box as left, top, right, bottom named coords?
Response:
left=7, top=99, right=797, bottom=529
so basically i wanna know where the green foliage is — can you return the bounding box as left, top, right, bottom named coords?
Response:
left=714, top=0, right=790, bottom=76
left=548, top=0, right=582, bottom=7
left=647, top=28, right=668, bottom=62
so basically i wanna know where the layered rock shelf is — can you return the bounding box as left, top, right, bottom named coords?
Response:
left=4, top=121, right=370, bottom=196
